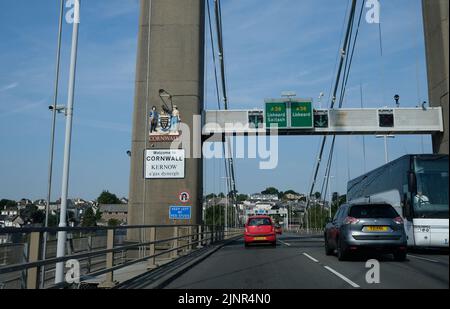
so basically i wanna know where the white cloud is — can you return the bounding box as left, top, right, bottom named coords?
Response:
left=0, top=82, right=19, bottom=93
left=0, top=96, right=48, bottom=118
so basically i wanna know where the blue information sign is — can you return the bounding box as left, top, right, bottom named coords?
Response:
left=169, top=206, right=192, bottom=220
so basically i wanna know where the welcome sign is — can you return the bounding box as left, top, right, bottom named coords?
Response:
left=145, top=149, right=185, bottom=179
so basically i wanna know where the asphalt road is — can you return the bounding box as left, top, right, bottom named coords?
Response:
left=164, top=233, right=449, bottom=289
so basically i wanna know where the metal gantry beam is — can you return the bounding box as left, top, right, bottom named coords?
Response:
left=203, top=107, right=444, bottom=136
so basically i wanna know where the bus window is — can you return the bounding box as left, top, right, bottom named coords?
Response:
left=413, top=157, right=449, bottom=219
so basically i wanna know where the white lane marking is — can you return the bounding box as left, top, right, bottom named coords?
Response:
left=324, top=266, right=360, bottom=288
left=408, top=255, right=440, bottom=263
left=302, top=253, right=319, bottom=263
left=278, top=240, right=291, bottom=247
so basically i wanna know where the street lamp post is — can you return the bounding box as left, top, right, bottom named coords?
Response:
left=41, top=0, right=65, bottom=289
left=376, top=135, right=395, bottom=164
left=55, top=0, right=80, bottom=285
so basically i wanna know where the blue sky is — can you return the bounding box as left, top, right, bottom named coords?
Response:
left=0, top=0, right=431, bottom=201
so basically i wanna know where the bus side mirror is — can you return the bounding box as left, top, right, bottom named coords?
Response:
left=402, top=193, right=412, bottom=220
left=408, top=171, right=417, bottom=193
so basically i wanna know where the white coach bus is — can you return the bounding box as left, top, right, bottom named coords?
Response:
left=347, top=154, right=449, bottom=248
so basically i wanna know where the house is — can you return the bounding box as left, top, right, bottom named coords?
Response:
left=204, top=197, right=230, bottom=209
left=17, top=198, right=32, bottom=209
left=98, top=204, right=128, bottom=225
left=249, top=194, right=279, bottom=202
left=1, top=215, right=24, bottom=228
left=1, top=208, right=18, bottom=217
left=284, top=193, right=306, bottom=201
left=0, top=215, right=6, bottom=227
left=33, top=199, right=47, bottom=210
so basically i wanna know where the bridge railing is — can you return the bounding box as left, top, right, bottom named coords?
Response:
left=0, top=225, right=243, bottom=289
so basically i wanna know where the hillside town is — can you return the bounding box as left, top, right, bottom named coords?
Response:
left=0, top=188, right=338, bottom=234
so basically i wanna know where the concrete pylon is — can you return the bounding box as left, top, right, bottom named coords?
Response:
left=422, top=0, right=449, bottom=154
left=128, top=0, right=205, bottom=237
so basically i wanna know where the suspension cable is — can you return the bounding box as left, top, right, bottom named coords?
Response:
left=320, top=0, right=366, bottom=213
left=305, top=0, right=358, bottom=224
left=213, top=0, right=238, bottom=226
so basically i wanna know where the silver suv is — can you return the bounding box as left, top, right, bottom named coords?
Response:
left=324, top=203, right=408, bottom=261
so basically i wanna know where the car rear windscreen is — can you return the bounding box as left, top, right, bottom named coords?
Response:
left=248, top=218, right=272, bottom=226
left=349, top=204, right=399, bottom=219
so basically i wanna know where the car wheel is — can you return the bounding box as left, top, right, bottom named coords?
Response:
left=337, top=238, right=348, bottom=261
left=244, top=242, right=249, bottom=248
left=271, top=242, right=277, bottom=247
left=393, top=251, right=407, bottom=261
left=325, top=236, right=333, bottom=256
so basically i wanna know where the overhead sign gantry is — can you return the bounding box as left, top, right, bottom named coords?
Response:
left=203, top=98, right=444, bottom=136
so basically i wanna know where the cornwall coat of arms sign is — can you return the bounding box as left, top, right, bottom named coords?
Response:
left=149, top=104, right=182, bottom=142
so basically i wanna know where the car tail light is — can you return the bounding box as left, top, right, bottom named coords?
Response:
left=343, top=216, right=359, bottom=225
left=393, top=216, right=404, bottom=225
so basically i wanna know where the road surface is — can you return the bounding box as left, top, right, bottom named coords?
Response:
left=163, top=233, right=449, bottom=289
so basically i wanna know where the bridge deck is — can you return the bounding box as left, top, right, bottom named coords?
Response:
left=160, top=233, right=448, bottom=289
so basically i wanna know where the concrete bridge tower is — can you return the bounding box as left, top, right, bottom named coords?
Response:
left=422, top=0, right=449, bottom=154
left=128, top=0, right=205, bottom=231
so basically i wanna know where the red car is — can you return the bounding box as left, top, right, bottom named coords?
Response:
left=244, top=216, right=277, bottom=247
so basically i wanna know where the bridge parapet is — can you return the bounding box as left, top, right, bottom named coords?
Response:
left=0, top=225, right=242, bottom=289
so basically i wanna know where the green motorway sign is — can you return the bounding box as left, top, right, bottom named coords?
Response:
left=290, top=101, right=313, bottom=128
left=265, top=102, right=287, bottom=128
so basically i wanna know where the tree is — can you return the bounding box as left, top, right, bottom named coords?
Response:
left=97, top=191, right=121, bottom=204
left=48, top=214, right=58, bottom=227
left=227, top=190, right=238, bottom=198
left=330, top=194, right=346, bottom=219
left=261, top=187, right=279, bottom=195
left=236, top=194, right=248, bottom=203
left=82, top=207, right=102, bottom=227
left=20, top=205, right=44, bottom=225
left=332, top=192, right=339, bottom=202
left=108, top=218, right=121, bottom=227
left=204, top=205, right=236, bottom=227
left=205, top=193, right=217, bottom=200
left=284, top=190, right=299, bottom=196
left=314, top=192, right=321, bottom=200
left=0, top=199, right=17, bottom=208
left=218, top=192, right=225, bottom=198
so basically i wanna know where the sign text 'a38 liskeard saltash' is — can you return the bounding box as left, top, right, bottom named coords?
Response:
left=145, top=149, right=185, bottom=179
left=265, top=98, right=313, bottom=129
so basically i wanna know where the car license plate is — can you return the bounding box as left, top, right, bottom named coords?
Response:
left=366, top=226, right=389, bottom=232
left=254, top=237, right=266, bottom=241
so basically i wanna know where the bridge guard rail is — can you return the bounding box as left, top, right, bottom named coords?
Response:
left=0, top=225, right=243, bottom=289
